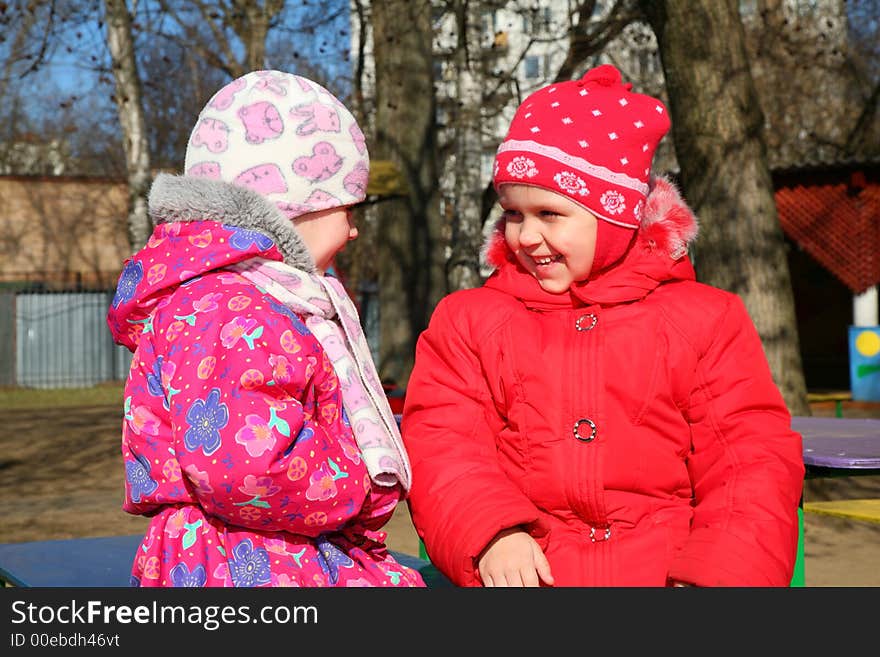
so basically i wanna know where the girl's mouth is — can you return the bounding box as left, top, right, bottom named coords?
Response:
left=533, top=255, right=562, bottom=267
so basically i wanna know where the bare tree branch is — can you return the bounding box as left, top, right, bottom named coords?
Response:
left=555, top=0, right=640, bottom=82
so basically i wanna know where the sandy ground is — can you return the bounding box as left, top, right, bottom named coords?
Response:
left=1, top=402, right=878, bottom=586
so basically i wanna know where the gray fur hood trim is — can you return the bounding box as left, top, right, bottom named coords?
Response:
left=148, top=173, right=316, bottom=273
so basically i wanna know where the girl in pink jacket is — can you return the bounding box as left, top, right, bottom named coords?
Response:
left=402, top=65, right=804, bottom=587
left=108, top=70, right=424, bottom=587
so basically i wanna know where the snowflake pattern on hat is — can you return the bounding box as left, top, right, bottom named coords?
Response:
left=554, top=171, right=589, bottom=197
left=185, top=70, right=369, bottom=220
left=507, top=156, right=538, bottom=179
left=600, top=190, right=626, bottom=215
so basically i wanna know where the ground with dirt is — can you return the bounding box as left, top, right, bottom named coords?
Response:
left=1, top=402, right=878, bottom=586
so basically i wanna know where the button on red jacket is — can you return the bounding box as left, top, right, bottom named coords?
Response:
left=402, top=178, right=804, bottom=587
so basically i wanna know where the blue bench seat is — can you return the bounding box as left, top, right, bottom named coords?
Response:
left=0, top=534, right=450, bottom=588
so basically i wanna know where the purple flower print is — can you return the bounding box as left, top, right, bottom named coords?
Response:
left=170, top=562, right=207, bottom=587
left=112, top=260, right=143, bottom=308
left=316, top=536, right=354, bottom=585
left=184, top=388, right=229, bottom=456
left=229, top=539, right=271, bottom=587
left=268, top=299, right=310, bottom=335
left=146, top=356, right=164, bottom=398
left=126, top=452, right=158, bottom=503
left=225, top=226, right=274, bottom=251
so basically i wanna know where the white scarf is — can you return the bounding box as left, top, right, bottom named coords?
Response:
left=230, top=257, right=411, bottom=491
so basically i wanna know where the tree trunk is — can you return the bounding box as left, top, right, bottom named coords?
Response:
left=641, top=0, right=810, bottom=414
left=234, top=0, right=286, bottom=73
left=446, top=1, right=486, bottom=291
left=371, top=0, right=444, bottom=386
left=240, top=2, right=269, bottom=72
left=104, top=0, right=152, bottom=251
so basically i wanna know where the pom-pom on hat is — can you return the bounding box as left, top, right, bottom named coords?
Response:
left=493, top=64, right=670, bottom=230
left=184, top=70, right=369, bottom=220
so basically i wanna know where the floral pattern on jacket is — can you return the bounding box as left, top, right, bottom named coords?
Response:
left=108, top=219, right=424, bottom=587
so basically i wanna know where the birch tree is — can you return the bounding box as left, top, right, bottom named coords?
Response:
left=446, top=0, right=487, bottom=291
left=440, top=0, right=641, bottom=291
left=104, top=0, right=152, bottom=250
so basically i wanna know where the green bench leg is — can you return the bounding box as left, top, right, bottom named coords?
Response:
left=790, top=506, right=805, bottom=587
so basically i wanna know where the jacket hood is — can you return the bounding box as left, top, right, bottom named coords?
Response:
left=149, top=173, right=315, bottom=270
left=107, top=174, right=316, bottom=351
left=482, top=175, right=699, bottom=307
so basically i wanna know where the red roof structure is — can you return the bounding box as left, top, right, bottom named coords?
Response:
left=774, top=163, right=880, bottom=294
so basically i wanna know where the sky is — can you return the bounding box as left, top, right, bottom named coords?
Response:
left=3, top=1, right=353, bottom=128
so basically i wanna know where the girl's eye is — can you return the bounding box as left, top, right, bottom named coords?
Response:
left=501, top=209, right=522, bottom=221
left=539, top=210, right=560, bottom=217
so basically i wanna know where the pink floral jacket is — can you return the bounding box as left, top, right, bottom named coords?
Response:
left=107, top=175, right=424, bottom=587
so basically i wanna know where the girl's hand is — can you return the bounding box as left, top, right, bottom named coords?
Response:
left=476, top=527, right=555, bottom=587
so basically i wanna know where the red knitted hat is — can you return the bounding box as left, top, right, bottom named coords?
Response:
left=493, top=64, right=671, bottom=266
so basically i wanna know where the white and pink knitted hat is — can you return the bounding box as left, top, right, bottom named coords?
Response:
left=184, top=70, right=369, bottom=220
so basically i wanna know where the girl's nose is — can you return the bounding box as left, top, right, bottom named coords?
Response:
left=518, top=217, right=542, bottom=247
left=346, top=209, right=358, bottom=240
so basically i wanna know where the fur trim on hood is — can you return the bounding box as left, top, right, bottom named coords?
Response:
left=481, top=175, right=698, bottom=271
left=148, top=173, right=316, bottom=273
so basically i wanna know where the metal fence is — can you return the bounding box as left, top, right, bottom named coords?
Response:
left=0, top=291, right=132, bottom=388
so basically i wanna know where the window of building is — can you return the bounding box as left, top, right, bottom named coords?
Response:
left=522, top=6, right=552, bottom=34
left=524, top=55, right=541, bottom=79
left=481, top=10, right=497, bottom=37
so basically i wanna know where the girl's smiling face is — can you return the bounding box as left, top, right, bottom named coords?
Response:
left=500, top=184, right=599, bottom=294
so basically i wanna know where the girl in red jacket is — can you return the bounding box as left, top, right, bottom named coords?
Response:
left=401, top=64, right=804, bottom=587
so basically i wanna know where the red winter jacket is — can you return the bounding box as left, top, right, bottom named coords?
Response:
left=402, top=179, right=804, bottom=587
